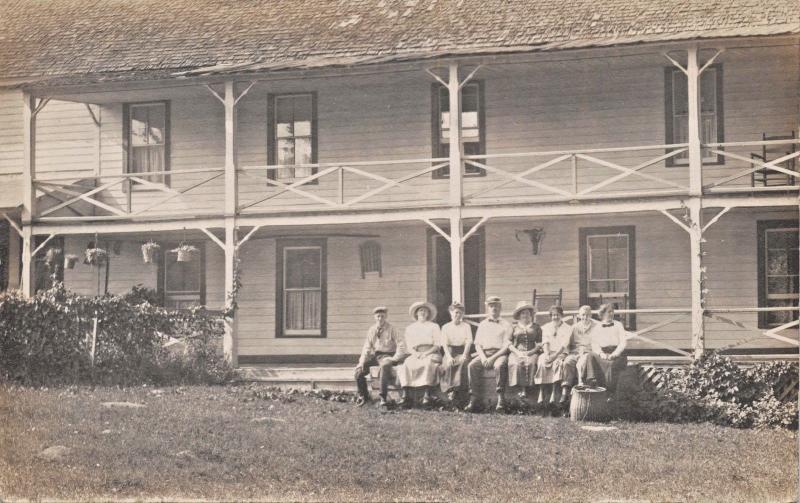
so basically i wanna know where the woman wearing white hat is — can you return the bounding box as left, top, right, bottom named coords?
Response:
left=439, top=301, right=473, bottom=403
left=397, top=301, right=442, bottom=406
left=507, top=301, right=543, bottom=399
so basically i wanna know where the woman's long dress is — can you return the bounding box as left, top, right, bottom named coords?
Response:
left=438, top=321, right=473, bottom=392
left=398, top=320, right=442, bottom=387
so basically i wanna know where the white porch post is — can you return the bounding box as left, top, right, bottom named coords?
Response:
left=223, top=81, right=239, bottom=366
left=686, top=46, right=705, bottom=356
left=447, top=63, right=465, bottom=303
left=21, top=92, right=36, bottom=297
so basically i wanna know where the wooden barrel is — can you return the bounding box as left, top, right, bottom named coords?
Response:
left=569, top=386, right=608, bottom=422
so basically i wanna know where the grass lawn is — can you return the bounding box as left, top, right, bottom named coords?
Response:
left=0, top=383, right=796, bottom=502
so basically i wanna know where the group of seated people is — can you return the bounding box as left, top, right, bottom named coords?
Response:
left=354, top=296, right=628, bottom=413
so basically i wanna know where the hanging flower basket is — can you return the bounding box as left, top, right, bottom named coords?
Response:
left=64, top=254, right=79, bottom=269
left=84, top=247, right=108, bottom=266
left=44, top=247, right=63, bottom=266
left=141, top=241, right=161, bottom=264
left=171, top=243, right=198, bottom=263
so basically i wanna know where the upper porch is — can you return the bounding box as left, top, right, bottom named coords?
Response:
left=2, top=39, right=798, bottom=230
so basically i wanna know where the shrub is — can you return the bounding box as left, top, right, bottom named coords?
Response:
left=0, top=283, right=235, bottom=386
left=620, top=352, right=798, bottom=429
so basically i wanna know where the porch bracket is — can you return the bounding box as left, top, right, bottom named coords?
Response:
left=701, top=206, right=731, bottom=233
left=698, top=49, right=724, bottom=75
left=459, top=65, right=484, bottom=89
left=424, top=68, right=448, bottom=87
left=658, top=209, right=692, bottom=234
left=461, top=216, right=489, bottom=243
left=204, top=84, right=225, bottom=105
left=662, top=52, right=688, bottom=75
left=2, top=213, right=23, bottom=237
left=32, top=97, right=51, bottom=117
left=31, top=233, right=57, bottom=257
left=423, top=218, right=451, bottom=243
left=236, top=225, right=263, bottom=250
left=84, top=104, right=101, bottom=126
left=233, top=81, right=257, bottom=106
left=200, top=228, right=226, bottom=250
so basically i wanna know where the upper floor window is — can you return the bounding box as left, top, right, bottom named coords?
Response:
left=268, top=93, right=317, bottom=181
left=124, top=102, right=170, bottom=184
left=758, top=221, right=799, bottom=329
left=665, top=66, right=724, bottom=166
left=432, top=81, right=485, bottom=178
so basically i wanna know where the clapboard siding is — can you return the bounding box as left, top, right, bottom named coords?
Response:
left=1, top=43, right=796, bottom=213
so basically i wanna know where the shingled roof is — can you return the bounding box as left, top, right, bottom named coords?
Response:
left=1, top=0, right=798, bottom=86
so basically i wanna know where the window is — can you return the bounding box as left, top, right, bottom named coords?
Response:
left=158, top=242, right=205, bottom=309
left=124, top=102, right=170, bottom=184
left=268, top=93, right=317, bottom=181
left=276, top=239, right=327, bottom=337
left=359, top=240, right=382, bottom=278
left=432, top=81, right=485, bottom=178
left=665, top=65, right=724, bottom=166
left=580, top=226, right=636, bottom=329
left=758, top=220, right=799, bottom=329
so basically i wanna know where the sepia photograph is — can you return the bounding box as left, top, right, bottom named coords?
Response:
left=0, top=0, right=798, bottom=501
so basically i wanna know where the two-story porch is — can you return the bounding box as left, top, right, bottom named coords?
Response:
left=1, top=37, right=797, bottom=366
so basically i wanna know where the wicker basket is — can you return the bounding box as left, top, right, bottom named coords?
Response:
left=569, top=385, right=608, bottom=422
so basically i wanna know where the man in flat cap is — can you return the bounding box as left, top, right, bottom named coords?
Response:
left=355, top=306, right=407, bottom=407
left=465, top=296, right=512, bottom=412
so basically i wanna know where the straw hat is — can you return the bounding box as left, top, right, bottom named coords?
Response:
left=409, top=301, right=437, bottom=321
left=485, top=295, right=502, bottom=305
left=372, top=306, right=388, bottom=314
left=512, top=301, right=535, bottom=319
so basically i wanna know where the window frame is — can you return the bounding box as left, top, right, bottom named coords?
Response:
left=757, top=219, right=799, bottom=329
left=122, top=101, right=171, bottom=188
left=664, top=64, right=724, bottom=167
left=276, top=238, right=327, bottom=338
left=579, top=225, right=637, bottom=329
left=267, top=92, right=318, bottom=183
left=431, top=80, right=486, bottom=179
left=157, top=241, right=206, bottom=309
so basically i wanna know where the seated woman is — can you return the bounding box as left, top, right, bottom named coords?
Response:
left=507, top=301, right=543, bottom=400
left=439, top=302, right=473, bottom=403
left=584, top=303, right=628, bottom=396
left=398, top=301, right=442, bottom=406
left=535, top=305, right=573, bottom=410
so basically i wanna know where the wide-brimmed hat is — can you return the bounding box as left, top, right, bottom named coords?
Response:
left=372, top=306, right=388, bottom=314
left=448, top=301, right=465, bottom=312
left=512, top=301, right=535, bottom=319
left=409, top=301, right=437, bottom=321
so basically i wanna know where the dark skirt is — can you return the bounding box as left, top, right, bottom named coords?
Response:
left=439, top=345, right=469, bottom=392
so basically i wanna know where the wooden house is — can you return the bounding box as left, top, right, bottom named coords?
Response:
left=0, top=0, right=797, bottom=368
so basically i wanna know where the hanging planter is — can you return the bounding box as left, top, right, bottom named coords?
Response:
left=171, top=243, right=198, bottom=263
left=44, top=247, right=63, bottom=267
left=84, top=247, right=108, bottom=266
left=141, top=241, right=161, bottom=264
left=64, top=254, right=79, bottom=269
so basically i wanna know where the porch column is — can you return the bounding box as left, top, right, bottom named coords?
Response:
left=21, top=92, right=36, bottom=297
left=223, top=81, right=239, bottom=366
left=686, top=46, right=705, bottom=356
left=447, top=63, right=465, bottom=303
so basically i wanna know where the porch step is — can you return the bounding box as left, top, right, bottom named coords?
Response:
left=237, top=365, right=356, bottom=391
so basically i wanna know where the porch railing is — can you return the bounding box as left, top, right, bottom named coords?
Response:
left=27, top=137, right=799, bottom=221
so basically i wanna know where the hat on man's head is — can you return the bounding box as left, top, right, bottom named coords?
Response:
left=485, top=295, right=502, bottom=305
left=448, top=301, right=465, bottom=312
left=372, top=306, right=388, bottom=314
left=408, top=301, right=438, bottom=321
left=512, top=301, right=535, bottom=320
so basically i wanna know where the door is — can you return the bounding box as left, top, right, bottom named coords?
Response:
left=427, top=227, right=485, bottom=326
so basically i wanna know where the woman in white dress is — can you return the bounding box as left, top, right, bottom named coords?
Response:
left=398, top=301, right=442, bottom=406
left=535, top=305, right=573, bottom=410
left=439, top=302, right=473, bottom=403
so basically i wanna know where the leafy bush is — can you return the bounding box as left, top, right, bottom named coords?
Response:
left=620, top=352, right=798, bottom=429
left=0, top=283, right=235, bottom=386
